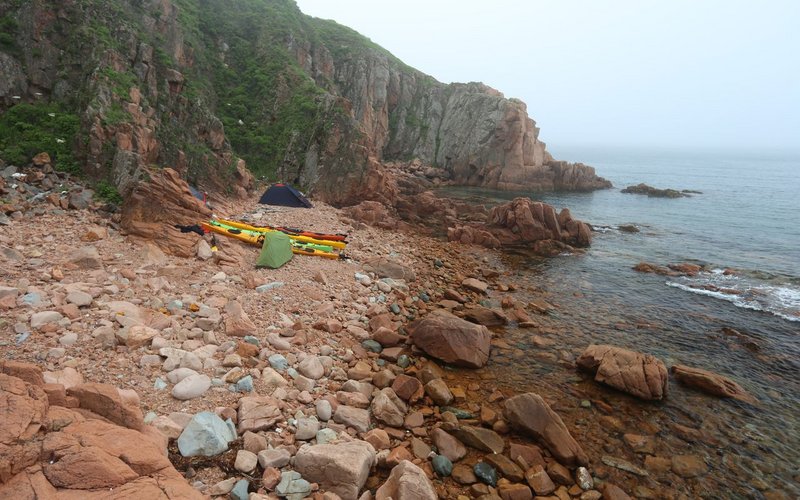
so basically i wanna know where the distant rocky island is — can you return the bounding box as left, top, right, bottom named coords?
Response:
left=621, top=183, right=702, bottom=198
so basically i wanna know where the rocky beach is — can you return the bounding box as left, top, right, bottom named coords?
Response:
left=2, top=153, right=794, bottom=500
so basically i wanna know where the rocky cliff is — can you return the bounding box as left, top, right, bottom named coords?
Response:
left=0, top=0, right=609, bottom=208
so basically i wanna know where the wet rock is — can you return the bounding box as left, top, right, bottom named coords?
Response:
left=431, top=427, right=467, bottom=461
left=391, top=374, right=424, bottom=402
left=671, top=454, right=708, bottom=477
left=294, top=440, right=376, bottom=499
left=485, top=453, right=525, bottom=482
left=333, top=405, right=371, bottom=433
left=508, top=442, right=545, bottom=469
left=449, top=425, right=505, bottom=454
left=600, top=483, right=633, bottom=500
left=504, top=393, right=587, bottom=466
left=376, top=460, right=437, bottom=500
left=371, top=388, right=407, bottom=427
left=577, top=344, right=668, bottom=400
left=525, top=465, right=555, bottom=495
left=432, top=454, right=453, bottom=476
left=464, top=305, right=509, bottom=327
left=451, top=463, right=477, bottom=485
left=575, top=467, right=593, bottom=490
left=474, top=462, right=498, bottom=487
left=462, top=277, right=489, bottom=294
left=601, top=455, right=649, bottom=477
left=498, top=483, right=533, bottom=500
left=670, top=364, right=757, bottom=403
left=177, top=411, right=237, bottom=457
left=408, top=310, right=491, bottom=368
left=425, top=378, right=454, bottom=406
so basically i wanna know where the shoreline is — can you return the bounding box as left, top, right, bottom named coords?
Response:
left=1, top=183, right=796, bottom=499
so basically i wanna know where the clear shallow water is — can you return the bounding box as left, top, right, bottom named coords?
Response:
left=441, top=147, right=800, bottom=497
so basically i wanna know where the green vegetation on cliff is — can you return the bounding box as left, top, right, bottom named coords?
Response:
left=0, top=103, right=80, bottom=174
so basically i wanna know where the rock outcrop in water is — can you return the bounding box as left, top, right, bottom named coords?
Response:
left=622, top=184, right=698, bottom=198
left=577, top=344, right=669, bottom=400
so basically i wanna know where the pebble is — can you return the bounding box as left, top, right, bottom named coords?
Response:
left=576, top=466, right=593, bottom=490
left=474, top=462, right=498, bottom=486
left=236, top=375, right=254, bottom=393
left=361, top=339, right=382, bottom=353
left=269, top=353, right=289, bottom=371
left=315, top=399, right=332, bottom=421
left=65, top=290, right=93, bottom=307
left=230, top=479, right=249, bottom=500
left=234, top=450, right=258, bottom=473
left=316, top=428, right=338, bottom=444
left=295, top=417, right=319, bottom=440
left=432, top=454, right=454, bottom=477
left=172, top=374, right=211, bottom=400
left=256, top=282, right=284, bottom=292
left=397, top=355, right=410, bottom=368
left=276, top=471, right=311, bottom=500
left=153, top=377, right=167, bottom=390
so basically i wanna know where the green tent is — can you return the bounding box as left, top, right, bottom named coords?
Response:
left=256, top=231, right=293, bottom=269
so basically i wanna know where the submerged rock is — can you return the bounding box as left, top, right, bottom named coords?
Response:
left=670, top=364, right=757, bottom=403
left=504, top=392, right=588, bottom=466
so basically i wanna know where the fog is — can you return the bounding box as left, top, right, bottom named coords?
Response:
left=295, top=0, right=799, bottom=151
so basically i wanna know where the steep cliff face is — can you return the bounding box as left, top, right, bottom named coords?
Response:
left=0, top=0, right=609, bottom=208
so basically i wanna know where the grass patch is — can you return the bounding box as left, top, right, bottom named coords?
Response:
left=94, top=180, right=123, bottom=204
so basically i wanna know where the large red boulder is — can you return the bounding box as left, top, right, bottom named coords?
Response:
left=408, top=310, right=491, bottom=368
left=0, top=362, right=202, bottom=499
left=577, top=345, right=668, bottom=400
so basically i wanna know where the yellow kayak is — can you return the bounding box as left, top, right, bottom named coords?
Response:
left=200, top=222, right=342, bottom=259
left=215, top=218, right=347, bottom=250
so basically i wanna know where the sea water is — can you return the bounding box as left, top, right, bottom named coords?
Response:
left=440, top=146, right=800, bottom=497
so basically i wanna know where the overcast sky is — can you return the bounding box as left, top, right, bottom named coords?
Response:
left=294, top=0, right=799, bottom=152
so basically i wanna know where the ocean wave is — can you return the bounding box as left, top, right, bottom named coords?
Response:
left=666, top=277, right=800, bottom=323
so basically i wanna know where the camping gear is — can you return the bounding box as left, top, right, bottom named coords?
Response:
left=215, top=218, right=347, bottom=248
left=200, top=221, right=343, bottom=259
left=217, top=218, right=348, bottom=242
left=256, top=232, right=293, bottom=269
left=258, top=183, right=313, bottom=208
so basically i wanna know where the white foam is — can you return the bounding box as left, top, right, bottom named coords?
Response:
left=666, top=281, right=800, bottom=323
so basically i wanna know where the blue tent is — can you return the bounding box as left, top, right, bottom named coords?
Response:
left=258, top=183, right=313, bottom=208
